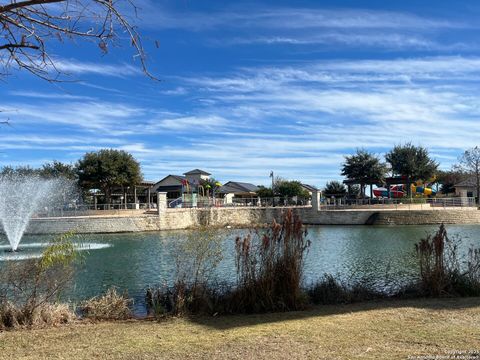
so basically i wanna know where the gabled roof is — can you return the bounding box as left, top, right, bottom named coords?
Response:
left=183, top=169, right=211, bottom=176
left=301, top=183, right=318, bottom=192
left=151, top=174, right=185, bottom=192
left=156, top=174, right=185, bottom=183
left=455, top=176, right=477, bottom=188
left=219, top=181, right=259, bottom=194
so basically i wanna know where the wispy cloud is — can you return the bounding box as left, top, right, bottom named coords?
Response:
left=131, top=3, right=474, bottom=52
left=1, top=101, right=146, bottom=134
left=9, top=90, right=94, bottom=101
left=136, top=3, right=467, bottom=31
left=149, top=115, right=231, bottom=132
left=54, top=59, right=141, bottom=77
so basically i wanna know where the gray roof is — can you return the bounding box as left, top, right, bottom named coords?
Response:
left=301, top=183, right=318, bottom=192
left=455, top=176, right=478, bottom=188
left=151, top=175, right=185, bottom=192
left=183, top=169, right=211, bottom=176
left=218, top=181, right=259, bottom=194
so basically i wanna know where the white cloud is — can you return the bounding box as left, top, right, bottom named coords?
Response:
left=160, top=87, right=188, bottom=96
left=54, top=59, right=141, bottom=77
left=150, top=115, right=231, bottom=132
left=134, top=3, right=466, bottom=31
left=228, top=33, right=444, bottom=50
left=1, top=101, right=145, bottom=133
left=4, top=54, right=480, bottom=187
left=8, top=91, right=94, bottom=101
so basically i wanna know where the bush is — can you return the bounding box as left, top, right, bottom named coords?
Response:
left=80, top=288, right=132, bottom=320
left=146, top=210, right=311, bottom=316
left=146, top=227, right=224, bottom=317
left=0, top=232, right=79, bottom=329
left=308, top=275, right=382, bottom=305
left=146, top=281, right=231, bottom=317
left=0, top=301, right=75, bottom=330
left=414, top=224, right=480, bottom=297
left=230, top=209, right=310, bottom=313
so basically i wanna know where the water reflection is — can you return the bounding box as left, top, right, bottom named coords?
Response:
left=1, top=225, right=479, bottom=311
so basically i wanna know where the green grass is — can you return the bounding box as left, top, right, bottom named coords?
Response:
left=1, top=297, right=479, bottom=359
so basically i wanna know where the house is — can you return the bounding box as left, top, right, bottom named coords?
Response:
left=150, top=175, right=186, bottom=200
left=454, top=176, right=479, bottom=198
left=183, top=169, right=211, bottom=188
left=150, top=169, right=211, bottom=201
left=218, top=181, right=259, bottom=204
left=300, top=183, right=318, bottom=197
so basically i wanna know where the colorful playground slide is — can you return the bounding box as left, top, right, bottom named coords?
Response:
left=373, top=184, right=436, bottom=198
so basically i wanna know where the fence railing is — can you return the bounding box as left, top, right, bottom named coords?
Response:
left=171, top=196, right=311, bottom=209
left=320, top=197, right=477, bottom=210
left=33, top=203, right=155, bottom=218
left=33, top=197, right=478, bottom=218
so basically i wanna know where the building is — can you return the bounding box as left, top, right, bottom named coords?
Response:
left=150, top=169, right=211, bottom=201
left=300, top=183, right=318, bottom=197
left=183, top=169, right=211, bottom=185
left=454, top=176, right=479, bottom=198
left=218, top=181, right=259, bottom=204
left=150, top=175, right=186, bottom=200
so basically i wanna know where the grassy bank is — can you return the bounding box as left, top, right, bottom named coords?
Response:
left=1, top=297, right=479, bottom=360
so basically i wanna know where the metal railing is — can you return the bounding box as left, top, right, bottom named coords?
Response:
left=319, top=197, right=477, bottom=210
left=32, top=197, right=478, bottom=218
left=171, top=196, right=311, bottom=209
left=33, top=203, right=154, bottom=218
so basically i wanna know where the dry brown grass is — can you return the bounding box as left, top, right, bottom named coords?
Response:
left=0, top=302, right=74, bottom=330
left=80, top=288, right=131, bottom=320
left=0, top=297, right=479, bottom=359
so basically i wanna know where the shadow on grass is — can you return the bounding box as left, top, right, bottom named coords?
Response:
left=184, top=296, right=480, bottom=330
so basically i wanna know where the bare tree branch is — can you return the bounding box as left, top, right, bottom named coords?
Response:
left=0, top=0, right=156, bottom=80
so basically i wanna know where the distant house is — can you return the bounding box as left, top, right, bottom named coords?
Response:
left=183, top=169, right=211, bottom=187
left=150, top=169, right=211, bottom=201
left=300, top=183, right=318, bottom=197
left=150, top=175, right=186, bottom=200
left=218, top=181, right=259, bottom=204
left=454, top=176, right=479, bottom=198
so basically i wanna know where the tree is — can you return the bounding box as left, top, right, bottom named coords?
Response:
left=40, top=161, right=77, bottom=180
left=275, top=180, right=310, bottom=198
left=199, top=178, right=222, bottom=197
left=341, top=149, right=388, bottom=198
left=0, top=165, right=38, bottom=177
left=347, top=184, right=361, bottom=198
left=459, top=146, right=480, bottom=204
left=0, top=0, right=151, bottom=80
left=76, top=149, right=142, bottom=204
left=323, top=181, right=347, bottom=199
left=436, top=167, right=468, bottom=195
left=385, top=143, right=438, bottom=197
left=256, top=185, right=274, bottom=198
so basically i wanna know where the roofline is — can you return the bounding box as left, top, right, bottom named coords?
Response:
left=153, top=174, right=185, bottom=186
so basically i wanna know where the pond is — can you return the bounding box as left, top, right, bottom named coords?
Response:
left=1, top=224, right=480, bottom=315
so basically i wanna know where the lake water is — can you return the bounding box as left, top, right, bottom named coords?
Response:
left=1, top=224, right=480, bottom=314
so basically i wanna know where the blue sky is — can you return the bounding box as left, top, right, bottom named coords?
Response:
left=2, top=0, right=480, bottom=187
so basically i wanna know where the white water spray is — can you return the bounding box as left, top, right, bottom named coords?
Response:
left=0, top=175, right=74, bottom=251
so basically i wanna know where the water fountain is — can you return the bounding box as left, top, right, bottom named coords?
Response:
left=0, top=174, right=75, bottom=252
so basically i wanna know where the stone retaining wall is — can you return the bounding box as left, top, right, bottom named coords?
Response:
left=18, top=206, right=480, bottom=235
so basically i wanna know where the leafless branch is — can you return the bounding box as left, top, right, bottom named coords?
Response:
left=0, top=0, right=156, bottom=80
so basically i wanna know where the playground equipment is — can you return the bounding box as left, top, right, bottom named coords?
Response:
left=373, top=183, right=437, bottom=198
